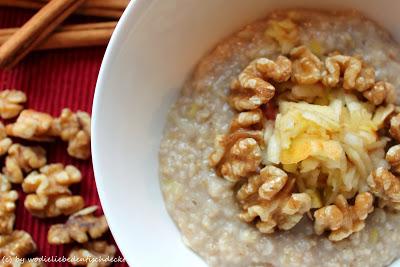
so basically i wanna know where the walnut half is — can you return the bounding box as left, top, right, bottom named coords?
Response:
left=0, top=231, right=37, bottom=258
left=229, top=56, right=291, bottom=111
left=0, top=122, right=12, bottom=157
left=48, top=206, right=108, bottom=245
left=314, top=192, right=374, bottom=241
left=0, top=189, right=18, bottom=235
left=3, top=144, right=46, bottom=184
left=386, top=144, right=400, bottom=175
left=51, top=109, right=91, bottom=160
left=322, top=55, right=375, bottom=92
left=363, top=81, right=396, bottom=106
left=367, top=167, right=400, bottom=210
left=209, top=130, right=263, bottom=182
left=69, top=241, right=116, bottom=267
left=5, top=110, right=54, bottom=142
left=237, top=165, right=311, bottom=233
left=0, top=90, right=27, bottom=119
left=22, top=164, right=84, bottom=218
left=290, top=46, right=323, bottom=85
left=389, top=113, right=400, bottom=143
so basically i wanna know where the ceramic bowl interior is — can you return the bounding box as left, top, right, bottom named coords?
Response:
left=92, top=0, right=400, bottom=266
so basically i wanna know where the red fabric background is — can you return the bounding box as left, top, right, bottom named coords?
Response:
left=0, top=7, right=128, bottom=267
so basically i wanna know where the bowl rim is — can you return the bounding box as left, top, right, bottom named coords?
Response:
left=91, top=0, right=144, bottom=264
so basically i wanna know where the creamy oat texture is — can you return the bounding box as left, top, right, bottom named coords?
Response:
left=159, top=10, right=400, bottom=267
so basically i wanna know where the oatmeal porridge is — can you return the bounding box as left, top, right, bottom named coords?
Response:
left=159, top=9, right=400, bottom=267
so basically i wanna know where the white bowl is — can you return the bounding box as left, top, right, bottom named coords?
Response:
left=92, top=0, right=400, bottom=266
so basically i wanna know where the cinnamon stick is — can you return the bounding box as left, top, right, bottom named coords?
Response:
left=0, top=0, right=85, bottom=68
left=31, top=0, right=128, bottom=9
left=0, top=0, right=42, bottom=9
left=0, top=22, right=117, bottom=50
left=0, top=0, right=128, bottom=18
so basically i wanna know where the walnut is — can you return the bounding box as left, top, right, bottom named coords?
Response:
left=69, top=241, right=116, bottom=267
left=229, top=56, right=291, bottom=111
left=237, top=166, right=311, bottom=233
left=0, top=231, right=36, bottom=258
left=322, top=55, right=359, bottom=89
left=0, top=175, right=11, bottom=192
left=372, top=104, right=395, bottom=129
left=220, top=138, right=262, bottom=182
left=0, top=90, right=27, bottom=119
left=322, top=55, right=375, bottom=92
left=51, top=109, right=91, bottom=160
left=386, top=145, right=400, bottom=175
left=355, top=65, right=375, bottom=92
left=285, top=83, right=326, bottom=103
left=0, top=190, right=18, bottom=235
left=290, top=46, right=323, bottom=84
left=209, top=130, right=263, bottom=182
left=229, top=109, right=263, bottom=132
left=3, top=144, right=46, bottom=184
left=367, top=167, right=400, bottom=210
left=0, top=176, right=15, bottom=234
left=265, top=18, right=300, bottom=54
left=314, top=192, right=374, bottom=241
left=363, top=81, right=396, bottom=106
left=22, top=164, right=84, bottom=218
left=237, top=165, right=288, bottom=201
left=48, top=206, right=108, bottom=245
left=5, top=110, right=54, bottom=142
left=390, top=113, right=400, bottom=142
left=0, top=123, right=12, bottom=157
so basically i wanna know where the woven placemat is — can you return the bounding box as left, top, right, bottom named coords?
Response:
left=0, top=7, right=127, bottom=267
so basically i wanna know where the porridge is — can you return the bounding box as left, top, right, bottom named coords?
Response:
left=159, top=10, right=400, bottom=267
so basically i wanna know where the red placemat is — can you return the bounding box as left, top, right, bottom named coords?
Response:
left=0, top=7, right=127, bottom=267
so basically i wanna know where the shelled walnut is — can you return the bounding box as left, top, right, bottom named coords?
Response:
left=3, top=144, right=46, bottom=184
left=389, top=113, right=400, bottom=142
left=314, top=193, right=374, bottom=241
left=290, top=46, right=323, bottom=85
left=0, top=175, right=11, bottom=192
left=0, top=90, right=27, bottom=119
left=288, top=47, right=395, bottom=106
left=22, top=164, right=84, bottom=218
left=386, top=145, right=400, bottom=175
left=51, top=108, right=91, bottom=160
left=48, top=206, right=108, bottom=245
left=69, top=241, right=116, bottom=267
left=363, top=81, right=396, bottom=106
left=237, top=166, right=311, bottom=233
left=322, top=55, right=375, bottom=91
left=5, top=110, right=54, bottom=142
left=0, top=190, right=18, bottom=234
left=0, top=122, right=12, bottom=157
left=229, top=56, right=291, bottom=111
left=0, top=174, right=16, bottom=235
left=229, top=109, right=263, bottom=132
left=367, top=167, right=400, bottom=210
left=209, top=130, right=263, bottom=182
left=0, top=231, right=37, bottom=258
left=372, top=104, right=395, bottom=129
